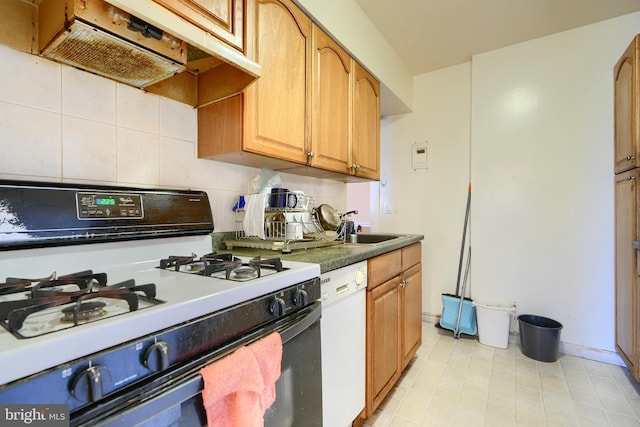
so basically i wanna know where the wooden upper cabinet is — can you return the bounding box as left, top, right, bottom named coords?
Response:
left=311, top=29, right=380, bottom=180
left=153, top=0, right=245, bottom=51
left=244, top=0, right=311, bottom=164
left=352, top=62, right=381, bottom=180
left=198, top=0, right=311, bottom=165
left=197, top=0, right=381, bottom=181
left=311, top=25, right=352, bottom=174
left=615, top=35, right=640, bottom=174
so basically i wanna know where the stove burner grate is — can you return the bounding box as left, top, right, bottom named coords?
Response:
left=0, top=271, right=162, bottom=339
left=158, top=253, right=286, bottom=281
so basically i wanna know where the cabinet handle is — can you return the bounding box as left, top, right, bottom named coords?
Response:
left=400, top=280, right=408, bottom=288
left=627, top=155, right=636, bottom=161
left=307, top=152, right=314, bottom=158
left=628, top=175, right=636, bottom=181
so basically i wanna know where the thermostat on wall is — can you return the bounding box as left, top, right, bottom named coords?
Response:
left=411, top=141, right=429, bottom=171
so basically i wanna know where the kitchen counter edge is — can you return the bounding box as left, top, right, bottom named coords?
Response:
left=213, top=234, right=424, bottom=273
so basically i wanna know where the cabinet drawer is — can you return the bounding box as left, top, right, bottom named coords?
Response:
left=401, top=243, right=421, bottom=270
left=368, top=250, right=402, bottom=289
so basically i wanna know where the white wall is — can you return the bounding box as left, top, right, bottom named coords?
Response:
left=378, top=63, right=472, bottom=323
left=0, top=45, right=346, bottom=232
left=379, top=12, right=640, bottom=363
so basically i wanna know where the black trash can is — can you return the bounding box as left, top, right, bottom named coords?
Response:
left=518, top=314, right=563, bottom=362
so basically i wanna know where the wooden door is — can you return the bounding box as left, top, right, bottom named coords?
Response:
left=615, top=35, right=640, bottom=174
left=153, top=0, right=245, bottom=51
left=352, top=62, right=380, bottom=180
left=242, top=0, right=311, bottom=164
left=310, top=25, right=352, bottom=174
left=615, top=170, right=639, bottom=379
left=366, top=275, right=401, bottom=416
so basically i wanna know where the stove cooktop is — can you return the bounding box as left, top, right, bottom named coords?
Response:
left=0, top=236, right=321, bottom=386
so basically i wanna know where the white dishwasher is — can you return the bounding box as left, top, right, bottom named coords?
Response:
left=320, top=261, right=367, bottom=427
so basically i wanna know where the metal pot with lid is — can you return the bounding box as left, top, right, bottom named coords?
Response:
left=316, top=204, right=341, bottom=231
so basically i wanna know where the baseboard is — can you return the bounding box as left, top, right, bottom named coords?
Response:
left=424, top=313, right=625, bottom=367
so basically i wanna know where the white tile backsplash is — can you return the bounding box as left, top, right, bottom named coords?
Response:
left=159, top=98, right=197, bottom=142
left=116, top=84, right=160, bottom=133
left=0, top=45, right=347, bottom=231
left=0, top=45, right=61, bottom=113
left=0, top=101, right=62, bottom=177
left=194, top=157, right=224, bottom=188
left=116, top=128, right=160, bottom=186
left=159, top=137, right=195, bottom=187
left=62, top=67, right=116, bottom=124
left=62, top=116, right=117, bottom=182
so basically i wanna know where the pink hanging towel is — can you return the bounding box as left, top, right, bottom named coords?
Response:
left=247, top=332, right=283, bottom=411
left=200, top=332, right=283, bottom=427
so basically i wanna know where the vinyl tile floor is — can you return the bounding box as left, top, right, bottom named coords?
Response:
left=363, top=322, right=640, bottom=427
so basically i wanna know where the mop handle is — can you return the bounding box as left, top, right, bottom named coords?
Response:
left=454, top=247, right=472, bottom=338
left=455, top=183, right=471, bottom=296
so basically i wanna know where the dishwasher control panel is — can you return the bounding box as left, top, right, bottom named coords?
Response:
left=319, top=261, right=367, bottom=306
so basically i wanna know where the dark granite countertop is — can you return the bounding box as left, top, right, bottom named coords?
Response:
left=212, top=233, right=424, bottom=273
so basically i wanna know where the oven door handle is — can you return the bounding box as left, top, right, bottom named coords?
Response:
left=279, top=301, right=321, bottom=344
left=82, top=302, right=322, bottom=427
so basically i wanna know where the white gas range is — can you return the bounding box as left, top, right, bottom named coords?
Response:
left=0, top=181, right=322, bottom=426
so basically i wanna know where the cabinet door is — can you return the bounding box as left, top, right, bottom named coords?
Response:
left=153, top=0, right=245, bottom=51
left=615, top=35, right=640, bottom=174
left=243, top=0, right=311, bottom=164
left=401, top=263, right=422, bottom=369
left=615, top=170, right=639, bottom=378
left=310, top=25, right=352, bottom=174
left=366, top=275, right=401, bottom=416
left=352, top=62, right=380, bottom=180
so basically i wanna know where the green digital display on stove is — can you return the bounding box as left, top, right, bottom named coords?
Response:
left=96, top=198, right=116, bottom=205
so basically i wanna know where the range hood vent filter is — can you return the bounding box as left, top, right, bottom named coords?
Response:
left=43, top=20, right=186, bottom=88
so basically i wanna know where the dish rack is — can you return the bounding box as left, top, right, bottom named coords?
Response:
left=224, top=193, right=343, bottom=252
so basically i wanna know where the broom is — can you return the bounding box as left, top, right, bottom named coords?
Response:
left=438, top=183, right=477, bottom=337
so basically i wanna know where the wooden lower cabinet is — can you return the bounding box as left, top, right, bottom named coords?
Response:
left=368, top=275, right=402, bottom=412
left=358, top=243, right=422, bottom=422
left=401, top=262, right=422, bottom=370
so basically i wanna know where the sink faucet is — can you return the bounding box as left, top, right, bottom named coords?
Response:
left=340, top=210, right=358, bottom=242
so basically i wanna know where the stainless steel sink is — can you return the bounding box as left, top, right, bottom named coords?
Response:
left=348, top=233, right=405, bottom=244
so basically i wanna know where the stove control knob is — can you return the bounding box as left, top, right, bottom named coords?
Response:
left=293, top=289, right=308, bottom=307
left=70, top=365, right=108, bottom=403
left=270, top=297, right=287, bottom=317
left=144, top=341, right=170, bottom=372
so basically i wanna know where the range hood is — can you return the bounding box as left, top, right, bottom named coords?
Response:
left=39, top=0, right=188, bottom=88
left=34, top=0, right=261, bottom=105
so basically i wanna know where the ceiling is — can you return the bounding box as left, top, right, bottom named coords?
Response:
left=354, top=0, right=640, bottom=76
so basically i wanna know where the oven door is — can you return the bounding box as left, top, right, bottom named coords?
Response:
left=73, top=302, right=322, bottom=427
